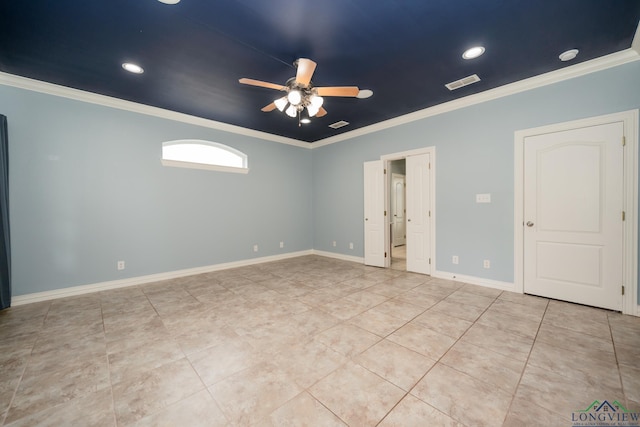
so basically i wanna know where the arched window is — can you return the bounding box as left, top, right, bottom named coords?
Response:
left=161, top=139, right=248, bottom=173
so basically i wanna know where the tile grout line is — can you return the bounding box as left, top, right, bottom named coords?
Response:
left=280, top=389, right=348, bottom=426
left=1, top=356, right=26, bottom=427
left=216, top=269, right=353, bottom=425
left=113, top=283, right=223, bottom=425
left=499, top=297, right=550, bottom=426
left=278, top=275, right=425, bottom=426
left=372, top=286, right=501, bottom=426
left=1, top=301, right=52, bottom=427
left=606, top=312, right=628, bottom=407
left=202, top=269, right=356, bottom=424
left=398, top=290, right=503, bottom=425
left=100, top=300, right=119, bottom=427
left=6, top=258, right=636, bottom=426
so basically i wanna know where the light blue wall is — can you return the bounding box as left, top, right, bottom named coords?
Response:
left=0, top=86, right=313, bottom=296
left=313, top=61, right=640, bottom=297
left=2, top=60, right=640, bottom=300
left=390, top=159, right=405, bottom=175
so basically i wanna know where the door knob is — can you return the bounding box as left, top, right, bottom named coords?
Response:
left=365, top=218, right=368, bottom=221
left=408, top=219, right=411, bottom=222
left=526, top=221, right=534, bottom=227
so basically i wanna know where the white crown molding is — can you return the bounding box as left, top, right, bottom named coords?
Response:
left=2, top=46, right=639, bottom=150
left=632, top=19, right=640, bottom=55
left=0, top=72, right=311, bottom=149
left=312, top=48, right=640, bottom=148
left=11, top=250, right=313, bottom=306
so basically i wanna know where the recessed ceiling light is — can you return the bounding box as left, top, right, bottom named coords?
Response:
left=157, top=0, right=180, bottom=4
left=462, top=46, right=485, bottom=60
left=356, top=89, right=374, bottom=99
left=559, top=49, right=579, bottom=62
left=300, top=118, right=311, bottom=124
left=122, top=63, right=144, bottom=74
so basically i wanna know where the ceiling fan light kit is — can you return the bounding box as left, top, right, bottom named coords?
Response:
left=239, top=58, right=362, bottom=126
left=287, top=89, right=302, bottom=106
left=274, top=97, right=288, bottom=111
left=285, top=104, right=297, bottom=118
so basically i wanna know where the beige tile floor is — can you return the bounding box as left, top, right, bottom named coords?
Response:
left=1, top=255, right=639, bottom=426
left=390, top=245, right=406, bottom=271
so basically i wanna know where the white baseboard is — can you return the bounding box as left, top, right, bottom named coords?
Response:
left=309, top=255, right=516, bottom=293
left=433, top=271, right=640, bottom=317
left=11, top=250, right=313, bottom=306
left=310, top=250, right=365, bottom=264
left=12, top=252, right=638, bottom=317
left=431, top=270, right=516, bottom=292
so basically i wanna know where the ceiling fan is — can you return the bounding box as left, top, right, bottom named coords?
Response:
left=239, top=58, right=361, bottom=125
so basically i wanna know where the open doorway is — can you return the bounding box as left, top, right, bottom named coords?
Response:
left=389, top=159, right=406, bottom=270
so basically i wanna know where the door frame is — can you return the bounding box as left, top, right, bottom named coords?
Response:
left=514, top=110, right=638, bottom=316
left=381, top=147, right=436, bottom=271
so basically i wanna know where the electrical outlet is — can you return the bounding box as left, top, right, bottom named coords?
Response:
left=349, top=242, right=354, bottom=250
left=253, top=244, right=258, bottom=252
left=452, top=255, right=459, bottom=264
left=117, top=260, right=125, bottom=270
left=280, top=241, right=284, bottom=248
left=483, top=259, right=490, bottom=269
left=476, top=193, right=491, bottom=203
left=332, top=241, right=336, bottom=247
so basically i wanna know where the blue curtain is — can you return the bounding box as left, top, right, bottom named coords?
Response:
left=0, top=115, right=10, bottom=310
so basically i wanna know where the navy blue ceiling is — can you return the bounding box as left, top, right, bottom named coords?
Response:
left=1, top=1, right=639, bottom=142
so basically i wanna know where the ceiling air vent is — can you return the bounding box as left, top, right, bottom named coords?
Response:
left=445, top=74, right=481, bottom=91
left=329, top=120, right=350, bottom=129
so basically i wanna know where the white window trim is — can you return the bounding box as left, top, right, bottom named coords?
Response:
left=161, top=139, right=249, bottom=174
left=160, top=158, right=249, bottom=174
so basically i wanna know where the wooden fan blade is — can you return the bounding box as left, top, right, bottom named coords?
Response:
left=261, top=102, right=277, bottom=112
left=239, top=78, right=286, bottom=91
left=316, top=107, right=327, bottom=117
left=316, top=86, right=360, bottom=97
left=295, top=58, right=317, bottom=86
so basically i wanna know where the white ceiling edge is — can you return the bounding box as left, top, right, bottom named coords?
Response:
left=312, top=48, right=640, bottom=148
left=633, top=19, right=640, bottom=55
left=0, top=71, right=310, bottom=149
left=1, top=44, right=639, bottom=151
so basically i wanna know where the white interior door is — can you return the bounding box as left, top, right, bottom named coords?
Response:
left=391, top=173, right=406, bottom=247
left=523, top=122, right=624, bottom=310
left=364, top=160, right=386, bottom=267
left=406, top=154, right=431, bottom=274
